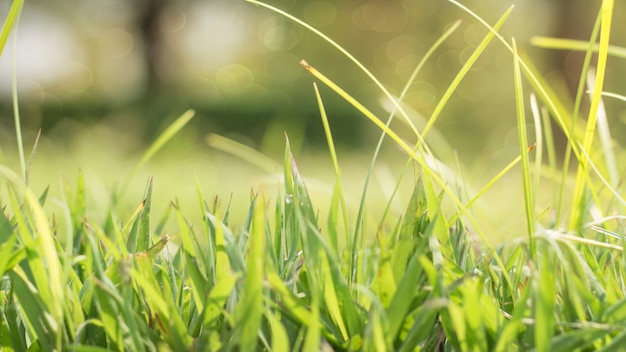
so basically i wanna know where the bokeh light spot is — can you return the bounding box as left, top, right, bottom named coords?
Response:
left=437, top=50, right=460, bottom=76
left=261, top=25, right=299, bottom=52
left=387, top=35, right=420, bottom=63
left=463, top=23, right=486, bottom=46
left=405, top=81, right=437, bottom=110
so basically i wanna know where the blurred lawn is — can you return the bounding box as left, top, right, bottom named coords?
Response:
left=0, top=110, right=560, bottom=245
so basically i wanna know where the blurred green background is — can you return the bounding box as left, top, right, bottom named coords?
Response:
left=0, top=0, right=624, bottom=237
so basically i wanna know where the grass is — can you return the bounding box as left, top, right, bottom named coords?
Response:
left=1, top=0, right=626, bottom=351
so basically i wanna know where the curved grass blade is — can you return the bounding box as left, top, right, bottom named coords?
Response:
left=246, top=0, right=420, bottom=138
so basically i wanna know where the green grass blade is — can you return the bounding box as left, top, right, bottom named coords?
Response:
left=235, top=193, right=266, bottom=351
left=313, top=82, right=346, bottom=255
left=533, top=243, right=556, bottom=351
left=137, top=177, right=153, bottom=253
left=301, top=60, right=513, bottom=290
left=512, top=39, right=535, bottom=255
left=556, top=10, right=601, bottom=226
left=0, top=0, right=22, bottom=55
left=570, top=0, right=614, bottom=229
left=136, top=109, right=195, bottom=170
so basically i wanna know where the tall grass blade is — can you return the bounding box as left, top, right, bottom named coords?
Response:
left=358, top=21, right=461, bottom=280
left=313, top=82, right=346, bottom=254
left=512, top=39, right=535, bottom=254
left=570, top=0, right=614, bottom=229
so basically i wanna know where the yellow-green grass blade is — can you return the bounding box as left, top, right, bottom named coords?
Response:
left=319, top=246, right=349, bottom=342
left=213, top=207, right=233, bottom=283
left=303, top=286, right=321, bottom=352
left=3, top=0, right=25, bottom=179
left=570, top=0, right=614, bottom=229
left=359, top=20, right=461, bottom=278
left=449, top=0, right=602, bottom=226
left=303, top=60, right=516, bottom=298
left=66, top=170, right=86, bottom=253
left=398, top=298, right=448, bottom=351
left=202, top=271, right=240, bottom=329
left=174, top=198, right=197, bottom=257
left=0, top=166, right=64, bottom=347
left=118, top=199, right=146, bottom=257
left=126, top=177, right=153, bottom=253
left=541, top=104, right=558, bottom=210
left=136, top=109, right=195, bottom=170
left=132, top=255, right=193, bottom=349
left=578, top=142, right=625, bottom=207
left=448, top=147, right=532, bottom=225
left=423, top=5, right=513, bottom=139
left=235, top=192, right=266, bottom=351
left=386, top=249, right=429, bottom=340
left=449, top=0, right=577, bottom=140
left=512, top=39, right=536, bottom=253
left=530, top=37, right=626, bottom=59
left=8, top=266, right=59, bottom=351
left=422, top=159, right=455, bottom=264
left=372, top=229, right=397, bottom=308
left=0, top=0, right=22, bottom=55
left=533, top=243, right=556, bottom=352
left=494, top=278, right=532, bottom=352
left=391, top=178, right=427, bottom=281
left=313, top=82, right=347, bottom=254
left=24, top=129, right=42, bottom=187
left=300, top=61, right=452, bottom=213
left=265, top=310, right=290, bottom=351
